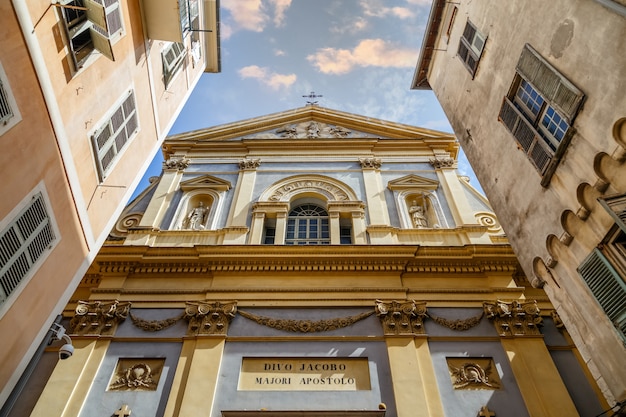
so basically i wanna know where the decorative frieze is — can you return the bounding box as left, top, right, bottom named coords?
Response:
left=163, top=157, right=189, bottom=170
left=238, top=309, right=374, bottom=333
left=129, top=311, right=186, bottom=332
left=483, top=300, right=543, bottom=336
left=70, top=300, right=131, bottom=336
left=185, top=301, right=237, bottom=336
left=359, top=157, right=382, bottom=169
left=239, top=158, right=261, bottom=170
left=428, top=310, right=484, bottom=331
left=375, top=300, right=427, bottom=335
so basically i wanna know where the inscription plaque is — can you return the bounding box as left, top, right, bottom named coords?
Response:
left=238, top=357, right=371, bottom=391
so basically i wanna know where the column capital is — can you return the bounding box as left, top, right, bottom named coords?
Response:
left=483, top=300, right=543, bottom=336
left=185, top=301, right=237, bottom=336
left=163, top=157, right=190, bottom=171
left=375, top=299, right=427, bottom=335
left=239, top=157, right=261, bottom=170
left=429, top=156, right=456, bottom=169
left=359, top=157, right=382, bottom=169
left=70, top=300, right=131, bottom=336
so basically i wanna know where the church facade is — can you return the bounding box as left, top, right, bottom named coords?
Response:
left=26, top=107, right=604, bottom=416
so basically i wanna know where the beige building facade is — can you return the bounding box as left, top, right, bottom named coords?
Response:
left=0, top=0, right=220, bottom=409
left=17, top=107, right=606, bottom=416
left=412, top=0, right=626, bottom=408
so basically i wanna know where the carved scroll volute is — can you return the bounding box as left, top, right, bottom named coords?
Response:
left=375, top=300, right=427, bottom=335
left=483, top=300, right=543, bottom=336
left=185, top=301, right=237, bottom=336
left=70, top=300, right=131, bottom=336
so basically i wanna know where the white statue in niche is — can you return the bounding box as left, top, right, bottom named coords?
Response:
left=409, top=200, right=429, bottom=229
left=184, top=202, right=207, bottom=230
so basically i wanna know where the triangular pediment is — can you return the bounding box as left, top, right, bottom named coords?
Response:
left=180, top=175, right=232, bottom=191
left=166, top=106, right=454, bottom=142
left=387, top=174, right=439, bottom=191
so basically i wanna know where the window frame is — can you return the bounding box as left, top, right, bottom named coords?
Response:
left=90, top=89, right=139, bottom=181
left=0, top=62, right=21, bottom=136
left=162, top=42, right=187, bottom=88
left=457, top=20, right=486, bottom=77
left=0, top=187, right=60, bottom=318
left=59, top=0, right=124, bottom=71
left=285, top=204, right=331, bottom=245
left=498, top=44, right=584, bottom=186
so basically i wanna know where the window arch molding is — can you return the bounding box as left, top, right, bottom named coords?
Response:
left=259, top=174, right=358, bottom=203
left=251, top=175, right=366, bottom=244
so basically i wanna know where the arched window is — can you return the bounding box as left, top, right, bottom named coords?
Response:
left=285, top=204, right=330, bottom=245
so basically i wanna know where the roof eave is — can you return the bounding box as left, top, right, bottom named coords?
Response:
left=411, top=0, right=446, bottom=90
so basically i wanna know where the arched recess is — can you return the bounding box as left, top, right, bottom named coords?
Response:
left=561, top=209, right=583, bottom=243
left=594, top=152, right=626, bottom=191
left=546, top=233, right=568, bottom=266
left=576, top=182, right=601, bottom=219
left=612, top=117, right=626, bottom=153
left=387, top=174, right=448, bottom=229
left=253, top=175, right=366, bottom=244
left=170, top=175, right=231, bottom=230
left=532, top=257, right=558, bottom=288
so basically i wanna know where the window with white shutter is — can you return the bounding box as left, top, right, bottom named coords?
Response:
left=499, top=44, right=584, bottom=186
left=162, top=42, right=187, bottom=88
left=0, top=62, right=21, bottom=136
left=59, top=0, right=124, bottom=71
left=578, top=246, right=626, bottom=343
left=91, top=90, right=139, bottom=180
left=0, top=192, right=58, bottom=307
left=457, top=20, right=486, bottom=77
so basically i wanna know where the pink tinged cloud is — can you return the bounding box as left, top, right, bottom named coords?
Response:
left=307, top=39, right=417, bottom=75
left=269, top=0, right=292, bottom=26
left=238, top=65, right=296, bottom=90
left=222, top=0, right=267, bottom=32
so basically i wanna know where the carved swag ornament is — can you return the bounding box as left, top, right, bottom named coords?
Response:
left=70, top=300, right=131, bottom=336
left=238, top=309, right=374, bottom=333
left=483, top=300, right=543, bottom=336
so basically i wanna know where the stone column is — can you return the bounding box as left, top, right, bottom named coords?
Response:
left=224, top=158, right=260, bottom=243
left=376, top=300, right=445, bottom=417
left=430, top=156, right=477, bottom=226
left=139, top=157, right=189, bottom=228
left=329, top=211, right=341, bottom=244
left=248, top=211, right=266, bottom=244
left=168, top=301, right=236, bottom=416
left=360, top=158, right=391, bottom=232
left=484, top=300, right=580, bottom=417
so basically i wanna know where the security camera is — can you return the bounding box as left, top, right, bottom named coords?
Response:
left=50, top=323, right=74, bottom=360
left=59, top=342, right=74, bottom=360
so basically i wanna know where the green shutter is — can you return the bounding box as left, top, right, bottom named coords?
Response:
left=84, top=0, right=108, bottom=32
left=578, top=249, right=626, bottom=341
left=90, top=27, right=115, bottom=61
left=516, top=44, right=584, bottom=122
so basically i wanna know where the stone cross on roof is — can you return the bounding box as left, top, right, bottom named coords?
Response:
left=302, top=91, right=323, bottom=105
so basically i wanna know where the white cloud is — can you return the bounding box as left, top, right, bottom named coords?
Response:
left=238, top=65, right=297, bottom=90
left=330, top=16, right=369, bottom=35
left=222, top=0, right=267, bottom=32
left=359, top=0, right=416, bottom=19
left=274, top=49, right=286, bottom=56
left=307, top=39, right=417, bottom=75
left=405, top=0, right=432, bottom=5
left=269, top=0, right=292, bottom=26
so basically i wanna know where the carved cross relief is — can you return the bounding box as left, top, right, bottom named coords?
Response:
left=113, top=404, right=132, bottom=417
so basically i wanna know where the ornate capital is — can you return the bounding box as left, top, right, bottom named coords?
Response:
left=429, top=156, right=455, bottom=169
left=375, top=299, right=427, bottom=335
left=185, top=301, right=237, bottom=336
left=359, top=157, right=382, bottom=169
left=163, top=157, right=190, bottom=171
left=70, top=300, right=131, bottom=336
left=483, top=300, right=543, bottom=336
left=239, top=158, right=261, bottom=170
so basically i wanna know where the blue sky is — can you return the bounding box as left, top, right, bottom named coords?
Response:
left=134, top=0, right=481, bottom=198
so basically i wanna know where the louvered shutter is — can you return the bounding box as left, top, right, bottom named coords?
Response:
left=516, top=44, right=584, bottom=122
left=90, top=27, right=115, bottom=61
left=84, top=0, right=108, bottom=32
left=578, top=249, right=626, bottom=341
left=0, top=194, right=56, bottom=303
left=0, top=77, right=13, bottom=125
